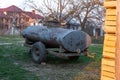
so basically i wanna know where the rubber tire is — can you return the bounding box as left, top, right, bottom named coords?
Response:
left=31, top=42, right=46, bottom=63
left=68, top=56, right=79, bottom=61
left=25, top=39, right=34, bottom=45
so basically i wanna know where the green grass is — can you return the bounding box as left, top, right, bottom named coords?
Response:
left=92, top=37, right=104, bottom=44
left=0, top=57, right=38, bottom=80
left=0, top=35, right=38, bottom=80
left=0, top=35, right=103, bottom=80
left=0, top=45, right=39, bottom=80
left=0, top=35, right=24, bottom=43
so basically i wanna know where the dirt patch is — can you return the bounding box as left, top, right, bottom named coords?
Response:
left=14, top=60, right=100, bottom=80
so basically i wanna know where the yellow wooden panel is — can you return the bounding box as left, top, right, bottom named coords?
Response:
left=101, top=1, right=116, bottom=79
left=105, top=20, right=116, bottom=26
left=101, top=76, right=114, bottom=80
left=104, top=34, right=116, bottom=41
left=102, top=70, right=115, bottom=78
left=102, top=64, right=115, bottom=73
left=104, top=46, right=115, bottom=53
left=104, top=40, right=116, bottom=47
left=106, top=15, right=116, bottom=21
left=104, top=1, right=116, bottom=8
left=104, top=26, right=116, bottom=33
left=103, top=52, right=115, bottom=59
left=106, top=9, right=116, bottom=16
left=105, top=0, right=116, bottom=1
left=102, top=58, right=115, bottom=67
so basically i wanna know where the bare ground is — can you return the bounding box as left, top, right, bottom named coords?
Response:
left=13, top=58, right=100, bottom=80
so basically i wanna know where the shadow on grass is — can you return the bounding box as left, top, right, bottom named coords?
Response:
left=46, top=54, right=92, bottom=64
left=46, top=44, right=103, bottom=65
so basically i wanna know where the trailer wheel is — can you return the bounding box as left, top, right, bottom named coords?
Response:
left=68, top=56, right=79, bottom=61
left=31, top=42, right=46, bottom=63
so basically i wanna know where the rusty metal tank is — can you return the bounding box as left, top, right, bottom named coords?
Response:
left=22, top=26, right=91, bottom=52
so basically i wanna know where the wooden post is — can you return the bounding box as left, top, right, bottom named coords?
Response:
left=116, top=0, right=120, bottom=79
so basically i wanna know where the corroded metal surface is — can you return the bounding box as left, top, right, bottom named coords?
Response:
left=22, top=26, right=91, bottom=52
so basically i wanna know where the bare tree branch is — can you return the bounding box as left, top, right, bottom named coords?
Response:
left=25, top=0, right=105, bottom=29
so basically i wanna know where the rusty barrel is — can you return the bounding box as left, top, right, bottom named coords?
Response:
left=22, top=26, right=91, bottom=52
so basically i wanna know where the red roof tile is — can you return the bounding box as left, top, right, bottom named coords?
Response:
left=5, top=5, right=23, bottom=12
left=0, top=8, right=5, bottom=12
left=35, top=14, right=43, bottom=19
left=0, top=5, right=43, bottom=19
left=24, top=12, right=43, bottom=19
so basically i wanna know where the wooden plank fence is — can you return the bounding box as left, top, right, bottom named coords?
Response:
left=101, top=0, right=116, bottom=80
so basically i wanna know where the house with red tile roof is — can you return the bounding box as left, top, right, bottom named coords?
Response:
left=1, top=5, right=23, bottom=12
left=22, top=11, right=43, bottom=26
left=0, top=5, right=43, bottom=35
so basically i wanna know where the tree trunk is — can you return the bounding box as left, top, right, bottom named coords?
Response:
left=95, top=31, right=98, bottom=39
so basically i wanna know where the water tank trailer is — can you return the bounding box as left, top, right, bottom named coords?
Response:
left=22, top=26, right=92, bottom=63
